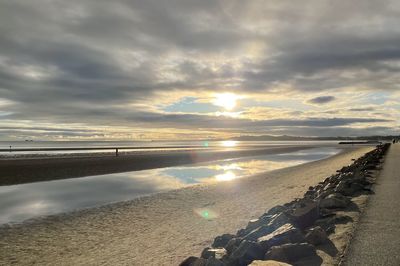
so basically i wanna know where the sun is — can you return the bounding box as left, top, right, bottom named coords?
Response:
left=213, top=93, right=239, bottom=110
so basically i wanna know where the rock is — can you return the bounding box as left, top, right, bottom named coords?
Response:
left=244, top=213, right=292, bottom=241
left=285, top=199, right=319, bottom=229
left=350, top=182, right=365, bottom=192
left=225, top=237, right=243, bottom=254
left=205, top=257, right=224, bottom=266
left=269, top=213, right=293, bottom=229
left=228, top=240, right=265, bottom=266
left=212, top=234, right=235, bottom=248
left=334, top=180, right=354, bottom=196
left=305, top=226, right=329, bottom=245
left=266, top=205, right=287, bottom=216
left=246, top=215, right=274, bottom=232
left=180, top=256, right=206, bottom=266
left=315, top=214, right=352, bottom=234
left=257, top=223, right=305, bottom=250
left=201, top=248, right=227, bottom=260
left=236, top=228, right=247, bottom=237
left=319, top=193, right=350, bottom=209
left=335, top=177, right=367, bottom=196
left=264, top=243, right=318, bottom=264
left=249, top=260, right=293, bottom=265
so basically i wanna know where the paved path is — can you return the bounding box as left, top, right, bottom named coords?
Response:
left=344, top=144, right=400, bottom=265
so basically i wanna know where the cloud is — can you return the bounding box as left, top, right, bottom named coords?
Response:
left=348, top=107, right=375, bottom=112
left=0, top=0, right=399, bottom=139
left=307, top=96, right=336, bottom=105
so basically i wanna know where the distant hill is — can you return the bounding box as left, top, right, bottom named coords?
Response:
left=230, top=135, right=399, bottom=141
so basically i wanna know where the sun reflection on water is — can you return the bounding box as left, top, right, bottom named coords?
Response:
left=215, top=171, right=237, bottom=181
left=221, top=140, right=238, bottom=147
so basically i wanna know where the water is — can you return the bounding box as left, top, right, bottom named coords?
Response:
left=0, top=140, right=342, bottom=156
left=0, top=147, right=340, bottom=224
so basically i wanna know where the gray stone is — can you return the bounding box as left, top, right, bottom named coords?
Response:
left=246, top=215, right=273, bottom=232
left=205, top=257, right=224, bottom=266
left=335, top=180, right=356, bottom=196
left=266, top=205, right=286, bottom=216
left=212, top=234, right=235, bottom=248
left=225, top=237, right=243, bottom=254
left=305, top=226, right=329, bottom=246
left=201, top=247, right=227, bottom=260
left=257, top=223, right=305, bottom=250
left=319, top=193, right=350, bottom=209
left=285, top=199, right=319, bottom=229
left=228, top=240, right=265, bottom=266
left=264, top=243, right=318, bottom=264
left=180, top=256, right=206, bottom=266
left=244, top=213, right=292, bottom=241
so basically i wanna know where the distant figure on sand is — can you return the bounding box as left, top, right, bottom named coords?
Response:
left=116, top=148, right=119, bottom=157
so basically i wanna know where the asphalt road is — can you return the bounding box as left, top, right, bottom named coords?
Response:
left=344, top=144, right=400, bottom=265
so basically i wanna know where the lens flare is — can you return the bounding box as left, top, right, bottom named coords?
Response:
left=194, top=208, right=218, bottom=220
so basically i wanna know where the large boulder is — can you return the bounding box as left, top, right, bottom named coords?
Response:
left=334, top=180, right=358, bottom=196
left=246, top=215, right=274, bottom=232
left=285, top=199, right=319, bottom=230
left=180, top=256, right=206, bottom=266
left=228, top=240, right=265, bottom=266
left=305, top=226, right=329, bottom=246
left=205, top=257, right=225, bottom=266
left=319, top=193, right=350, bottom=209
left=225, top=237, right=243, bottom=254
left=201, top=248, right=227, bottom=260
left=264, top=243, right=318, bottom=264
left=315, top=214, right=352, bottom=234
left=265, top=205, right=287, bottom=216
left=244, top=213, right=292, bottom=241
left=212, top=234, right=236, bottom=248
left=257, top=223, right=305, bottom=250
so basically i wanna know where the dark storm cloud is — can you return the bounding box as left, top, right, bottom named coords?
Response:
left=348, top=107, right=375, bottom=112
left=307, top=96, right=336, bottom=105
left=0, top=0, right=399, bottom=138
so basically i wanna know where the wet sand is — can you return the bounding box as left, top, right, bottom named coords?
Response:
left=0, top=146, right=373, bottom=266
left=0, top=145, right=315, bottom=185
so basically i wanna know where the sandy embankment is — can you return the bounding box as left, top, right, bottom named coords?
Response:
left=0, top=145, right=316, bottom=185
left=0, top=146, right=373, bottom=265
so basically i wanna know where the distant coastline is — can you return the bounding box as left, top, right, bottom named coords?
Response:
left=230, top=134, right=397, bottom=142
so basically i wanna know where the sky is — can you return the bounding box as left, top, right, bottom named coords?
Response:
left=0, top=0, right=399, bottom=141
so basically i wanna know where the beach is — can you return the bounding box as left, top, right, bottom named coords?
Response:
left=0, top=146, right=373, bottom=265
left=0, top=144, right=319, bottom=186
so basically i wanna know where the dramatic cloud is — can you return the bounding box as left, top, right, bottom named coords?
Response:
left=0, top=0, right=399, bottom=140
left=307, top=96, right=336, bottom=105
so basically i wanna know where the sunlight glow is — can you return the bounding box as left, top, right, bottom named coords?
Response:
left=213, top=93, right=240, bottom=110
left=216, top=163, right=242, bottom=171
left=221, top=140, right=238, bottom=147
left=215, top=171, right=237, bottom=181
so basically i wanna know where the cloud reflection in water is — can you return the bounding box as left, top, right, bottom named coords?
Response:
left=0, top=147, right=340, bottom=224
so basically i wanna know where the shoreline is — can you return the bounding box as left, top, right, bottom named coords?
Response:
left=0, top=145, right=318, bottom=186
left=0, top=146, right=373, bottom=265
left=179, top=144, right=389, bottom=266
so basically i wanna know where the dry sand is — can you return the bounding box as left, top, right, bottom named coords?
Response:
left=0, top=146, right=373, bottom=266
